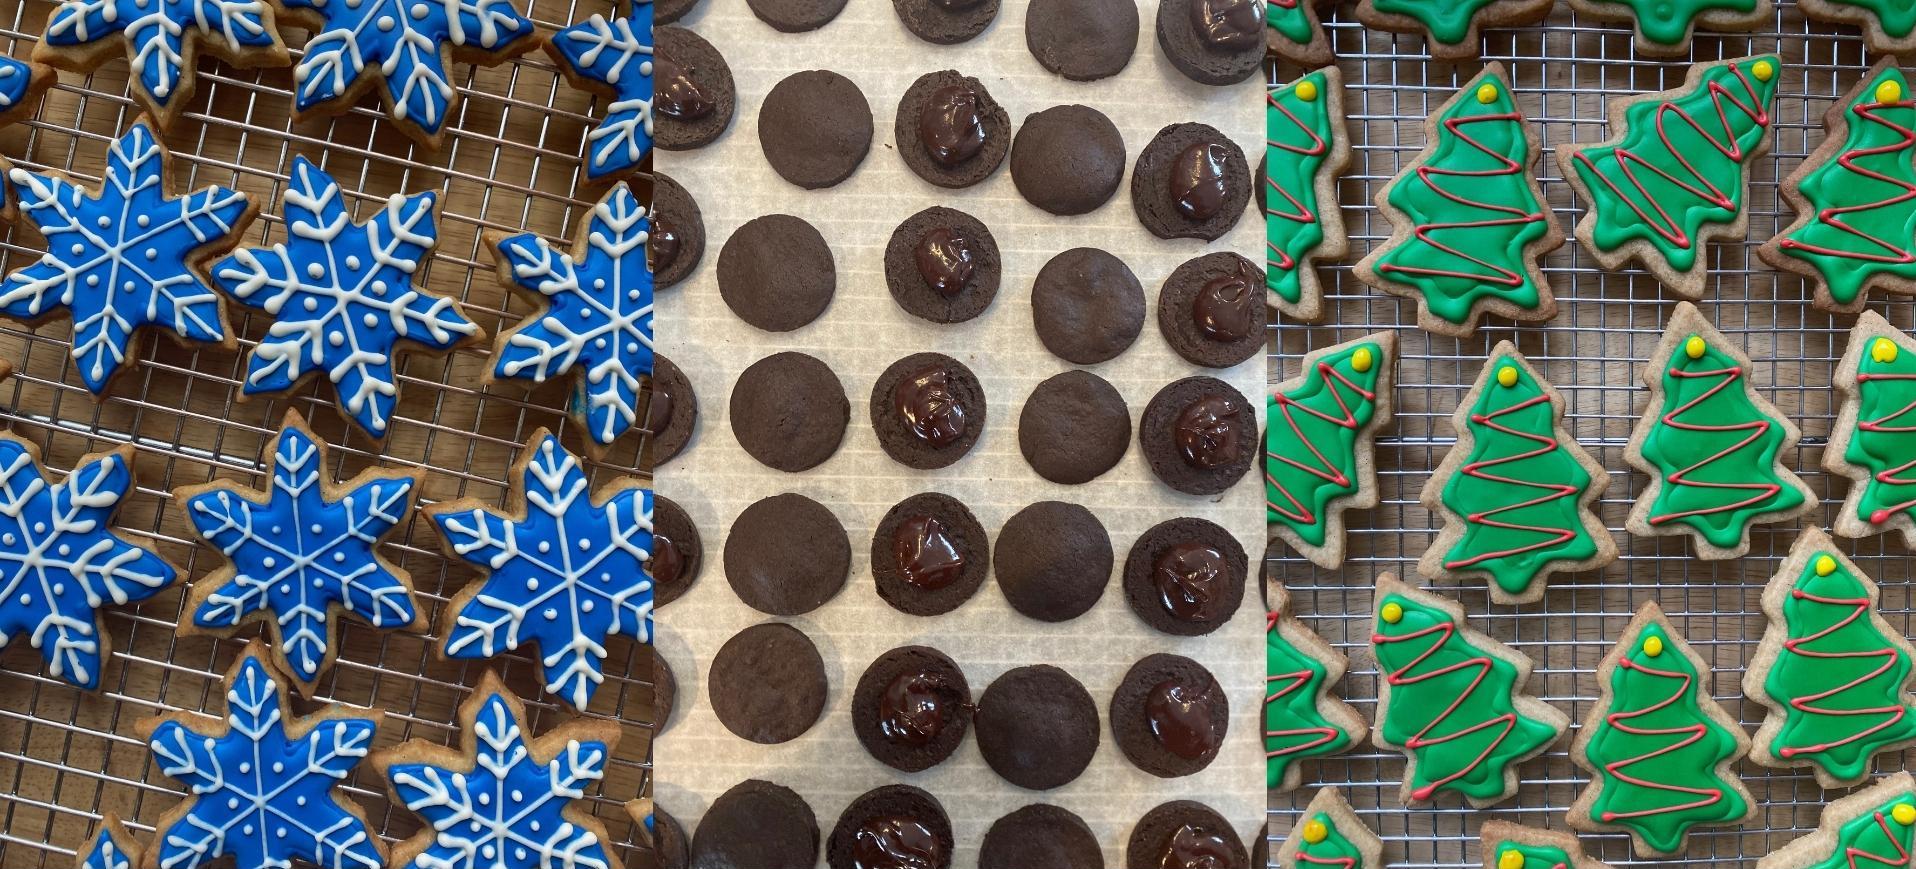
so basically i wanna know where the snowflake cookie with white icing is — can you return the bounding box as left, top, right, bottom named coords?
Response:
left=138, top=642, right=386, bottom=869
left=174, top=409, right=424, bottom=695
left=548, top=0, right=654, bottom=181
left=427, top=431, right=653, bottom=710
left=213, top=157, right=481, bottom=438
left=0, top=55, right=51, bottom=131
left=374, top=670, right=623, bottom=869
left=488, top=182, right=654, bottom=453
left=34, top=0, right=286, bottom=129
left=75, top=814, right=142, bottom=869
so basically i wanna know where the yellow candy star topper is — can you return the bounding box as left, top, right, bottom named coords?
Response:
left=1352, top=347, right=1374, bottom=373
left=1296, top=79, right=1319, bottom=102
left=1876, top=338, right=1900, bottom=364
left=1380, top=601, right=1403, bottom=624
left=1302, top=819, right=1328, bottom=844
left=1643, top=635, right=1665, bottom=658
left=1477, top=83, right=1499, bottom=104
left=1895, top=803, right=1916, bottom=825
left=1497, top=366, right=1518, bottom=388
left=1684, top=335, right=1707, bottom=360
left=1815, top=555, right=1837, bottom=577
left=1499, top=849, right=1527, bottom=869
left=1881, top=79, right=1905, bottom=106
left=1753, top=59, right=1775, bottom=82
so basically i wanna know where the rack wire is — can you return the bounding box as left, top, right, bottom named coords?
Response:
left=0, top=0, right=660, bottom=864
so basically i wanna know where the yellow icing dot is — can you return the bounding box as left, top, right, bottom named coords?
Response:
left=1302, top=820, right=1328, bottom=844
left=1880, top=79, right=1905, bottom=105
left=1895, top=803, right=1916, bottom=825
left=1499, top=850, right=1527, bottom=869
left=1876, top=338, right=1901, bottom=364
left=1643, top=635, right=1665, bottom=658
left=1380, top=602, right=1404, bottom=624
left=1815, top=555, right=1838, bottom=577
left=1296, top=80, right=1319, bottom=102
left=1352, top=347, right=1374, bottom=373
left=1477, top=83, right=1499, bottom=104
left=1684, top=335, right=1707, bottom=360
left=1753, top=60, right=1775, bottom=82
left=1497, top=366, right=1519, bottom=388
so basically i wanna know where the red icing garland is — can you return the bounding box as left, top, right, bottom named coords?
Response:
left=1375, top=110, right=1547, bottom=286
left=1443, top=392, right=1582, bottom=568
left=1266, top=89, right=1328, bottom=274
left=1372, top=619, right=1519, bottom=801
left=1856, top=370, right=1916, bottom=525
left=1265, top=612, right=1343, bottom=761
left=1777, top=98, right=1916, bottom=266
left=1598, top=656, right=1729, bottom=822
left=1265, top=361, right=1374, bottom=525
left=1649, top=363, right=1784, bottom=525
left=1841, top=810, right=1912, bottom=869
left=1780, top=588, right=1910, bottom=758
left=1298, top=854, right=1355, bottom=868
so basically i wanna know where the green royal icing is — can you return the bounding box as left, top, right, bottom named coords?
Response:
left=1492, top=841, right=1573, bottom=869
left=1369, top=0, right=1497, bottom=45
left=1805, top=793, right=1916, bottom=869
left=1777, top=66, right=1916, bottom=308
left=1436, top=355, right=1598, bottom=598
left=1584, top=621, right=1748, bottom=854
left=1835, top=0, right=1916, bottom=39
left=1604, top=0, right=1760, bottom=45
left=1570, top=57, right=1779, bottom=274
left=1371, top=75, right=1551, bottom=326
left=1266, top=71, right=1336, bottom=308
left=1266, top=0, right=1314, bottom=45
left=1265, top=342, right=1384, bottom=547
left=1849, top=336, right=1916, bottom=528
left=1265, top=613, right=1355, bottom=789
left=1293, top=812, right=1364, bottom=868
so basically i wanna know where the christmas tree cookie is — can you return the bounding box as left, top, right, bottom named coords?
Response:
left=1354, top=0, right=1553, bottom=60
left=1746, top=529, right=1916, bottom=789
left=1565, top=0, right=1771, bottom=56
left=1420, top=343, right=1615, bottom=605
left=1480, top=821, right=1615, bottom=869
left=1356, top=65, right=1562, bottom=337
left=1830, top=312, right=1916, bottom=546
left=1266, top=0, right=1332, bottom=67
left=1559, top=56, right=1780, bottom=299
left=1370, top=574, right=1565, bottom=808
left=1273, top=787, right=1383, bottom=869
left=1626, top=302, right=1814, bottom=560
left=1569, top=601, right=1755, bottom=857
left=1799, top=0, right=1916, bottom=54
left=1265, top=331, right=1396, bottom=568
left=1755, top=772, right=1916, bottom=869
left=1266, top=579, right=1364, bottom=792
left=1265, top=67, right=1352, bottom=324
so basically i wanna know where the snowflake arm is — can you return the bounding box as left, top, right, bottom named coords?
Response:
left=39, top=0, right=282, bottom=120
left=549, top=3, right=653, bottom=180
left=78, top=816, right=142, bottom=869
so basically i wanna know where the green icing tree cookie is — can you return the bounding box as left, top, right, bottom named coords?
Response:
left=1753, top=772, right=1916, bottom=869
left=1274, top=787, right=1382, bottom=869
left=1479, top=821, right=1617, bottom=869
left=1265, top=332, right=1395, bottom=569
left=1265, top=68, right=1351, bottom=323
left=1830, top=311, right=1916, bottom=547
left=1355, top=0, right=1553, bottom=60
left=1265, top=582, right=1363, bottom=792
left=1564, top=0, right=1772, bottom=56
left=1265, top=0, right=1332, bottom=67
left=1798, top=1, right=1916, bottom=55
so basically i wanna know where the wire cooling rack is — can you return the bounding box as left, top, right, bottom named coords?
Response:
left=0, top=0, right=660, bottom=865
left=1263, top=3, right=1916, bottom=868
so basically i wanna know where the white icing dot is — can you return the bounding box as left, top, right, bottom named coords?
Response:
left=593, top=278, right=605, bottom=289
left=581, top=600, right=594, bottom=613
left=411, top=1, right=429, bottom=16
left=544, top=608, right=558, bottom=620
left=511, top=789, right=523, bottom=802
left=313, top=577, right=324, bottom=588
left=482, top=845, right=496, bottom=860
left=241, top=824, right=253, bottom=836
left=526, top=578, right=539, bottom=591
left=479, top=792, right=491, bottom=806
left=296, top=796, right=307, bottom=806
left=86, top=275, right=99, bottom=287
left=627, top=342, right=639, bottom=353
left=32, top=522, right=44, bottom=533
left=137, top=215, right=150, bottom=227
left=51, top=582, right=63, bottom=595
left=594, top=337, right=607, bottom=350
left=628, top=289, right=641, bottom=301
left=579, top=538, right=591, bottom=551
left=263, top=556, right=277, bottom=568
left=334, top=552, right=346, bottom=562
left=273, top=761, right=284, bottom=773
left=377, top=14, right=395, bottom=29
left=363, top=312, right=379, bottom=328
left=537, top=541, right=551, bottom=553
left=69, top=243, right=83, bottom=255
left=530, top=820, right=541, bottom=832
left=122, top=281, right=134, bottom=293
left=301, top=297, right=317, bottom=312
left=239, top=762, right=251, bottom=773
left=56, top=544, right=68, bottom=556
left=276, top=828, right=287, bottom=839
left=227, top=797, right=240, bottom=810
left=307, top=263, right=325, bottom=279
left=328, top=331, right=345, bottom=347
left=371, top=280, right=388, bottom=294
left=516, top=848, right=528, bottom=861
left=280, top=583, right=292, bottom=594
left=345, top=256, right=361, bottom=270
left=96, top=215, right=109, bottom=228
left=16, top=593, right=29, bottom=605
left=469, top=821, right=482, bottom=833
left=145, top=248, right=157, bottom=261
left=2, top=534, right=13, bottom=545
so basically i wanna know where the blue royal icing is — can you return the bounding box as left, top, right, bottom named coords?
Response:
left=288, top=0, right=537, bottom=137
left=493, top=182, right=654, bottom=447
left=145, top=649, right=382, bottom=869
left=77, top=819, right=139, bottom=869
left=431, top=435, right=652, bottom=710
left=0, top=438, right=175, bottom=690
left=41, top=0, right=279, bottom=114
left=183, top=416, right=418, bottom=687
left=3, top=121, right=244, bottom=393
left=213, top=157, right=479, bottom=437
left=550, top=0, right=654, bottom=180
left=0, top=56, right=40, bottom=113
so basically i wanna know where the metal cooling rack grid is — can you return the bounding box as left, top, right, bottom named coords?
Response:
left=0, top=0, right=662, bottom=864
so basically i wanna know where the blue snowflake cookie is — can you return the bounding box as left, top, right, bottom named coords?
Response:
left=0, top=436, right=175, bottom=689
left=38, top=0, right=286, bottom=126
left=140, top=642, right=385, bottom=869
left=489, top=182, right=654, bottom=450
left=2, top=120, right=249, bottom=393
left=176, top=409, right=422, bottom=693
left=282, top=0, right=539, bottom=146
left=548, top=0, right=653, bottom=180
left=427, top=431, right=653, bottom=710
left=76, top=814, right=141, bottom=869
left=378, top=671, right=622, bottom=869
left=0, top=55, right=52, bottom=127
left=213, top=156, right=481, bottom=438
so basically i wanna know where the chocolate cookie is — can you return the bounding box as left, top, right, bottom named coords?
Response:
left=1110, top=653, right=1229, bottom=777
left=870, top=352, right=986, bottom=469
left=653, top=806, right=690, bottom=869
left=975, top=665, right=1100, bottom=790
left=1140, top=377, right=1254, bottom=496
left=981, top=805, right=1104, bottom=869
left=645, top=354, right=697, bottom=467
left=1126, top=801, right=1247, bottom=869
left=650, top=173, right=704, bottom=290
left=1154, top=0, right=1261, bottom=86
left=1025, top=0, right=1139, bottom=81
left=852, top=645, right=974, bottom=772
left=656, top=0, right=701, bottom=24
left=650, top=494, right=702, bottom=608
left=709, top=622, right=828, bottom=744
left=1011, top=105, right=1126, bottom=216
left=653, top=648, right=678, bottom=731
left=1131, top=123, right=1251, bottom=241
left=759, top=70, right=873, bottom=188
left=718, top=214, right=835, bottom=332
left=655, top=27, right=734, bottom=151
left=1250, top=830, right=1268, bottom=869
left=872, top=493, right=990, bottom=616
left=729, top=352, right=848, bottom=472
left=1018, top=370, right=1130, bottom=485
left=1122, top=517, right=1246, bottom=636
left=895, top=71, right=1010, bottom=188
left=994, top=501, right=1111, bottom=622
left=1031, top=248, right=1145, bottom=364
left=827, top=785, right=955, bottom=869
left=1157, top=252, right=1265, bottom=368
left=895, top=0, right=999, bottom=43
left=691, top=780, right=820, bottom=869
left=883, top=207, right=1001, bottom=324
left=746, top=0, right=847, bottom=31
left=724, top=492, right=850, bottom=615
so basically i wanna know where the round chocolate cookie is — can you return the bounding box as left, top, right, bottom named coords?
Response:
left=654, top=27, right=734, bottom=151
left=1140, top=377, right=1254, bottom=496
left=1011, top=105, right=1126, bottom=216
left=1110, top=653, right=1229, bottom=778
left=994, top=501, right=1111, bottom=622
left=852, top=646, right=973, bottom=772
left=656, top=0, right=701, bottom=24
left=870, top=352, right=986, bottom=469
left=981, top=805, right=1104, bottom=869
left=1159, top=252, right=1264, bottom=368
left=1031, top=248, right=1145, bottom=364
left=652, top=649, right=678, bottom=731
left=1154, top=0, right=1261, bottom=86
left=645, top=354, right=697, bottom=467
left=650, top=173, right=704, bottom=290
left=708, top=622, right=828, bottom=744
left=653, top=805, right=690, bottom=869
left=975, top=665, right=1099, bottom=790
left=895, top=71, right=1010, bottom=188
left=725, top=493, right=850, bottom=615
left=895, top=0, right=998, bottom=43
left=729, top=352, right=848, bottom=472
left=1126, top=801, right=1247, bottom=869
left=1018, top=370, right=1130, bottom=485
left=718, top=214, right=835, bottom=332
left=746, top=0, right=847, bottom=31
left=1130, top=123, right=1251, bottom=241
left=1251, top=831, right=1268, bottom=869
left=691, top=780, right=820, bottom=869
left=1122, top=517, right=1246, bottom=636
left=650, top=494, right=702, bottom=609
left=1025, top=0, right=1139, bottom=81
left=871, top=493, right=990, bottom=616
left=759, top=70, right=873, bottom=188
left=827, top=785, right=954, bottom=869
left=883, top=207, right=1001, bottom=324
